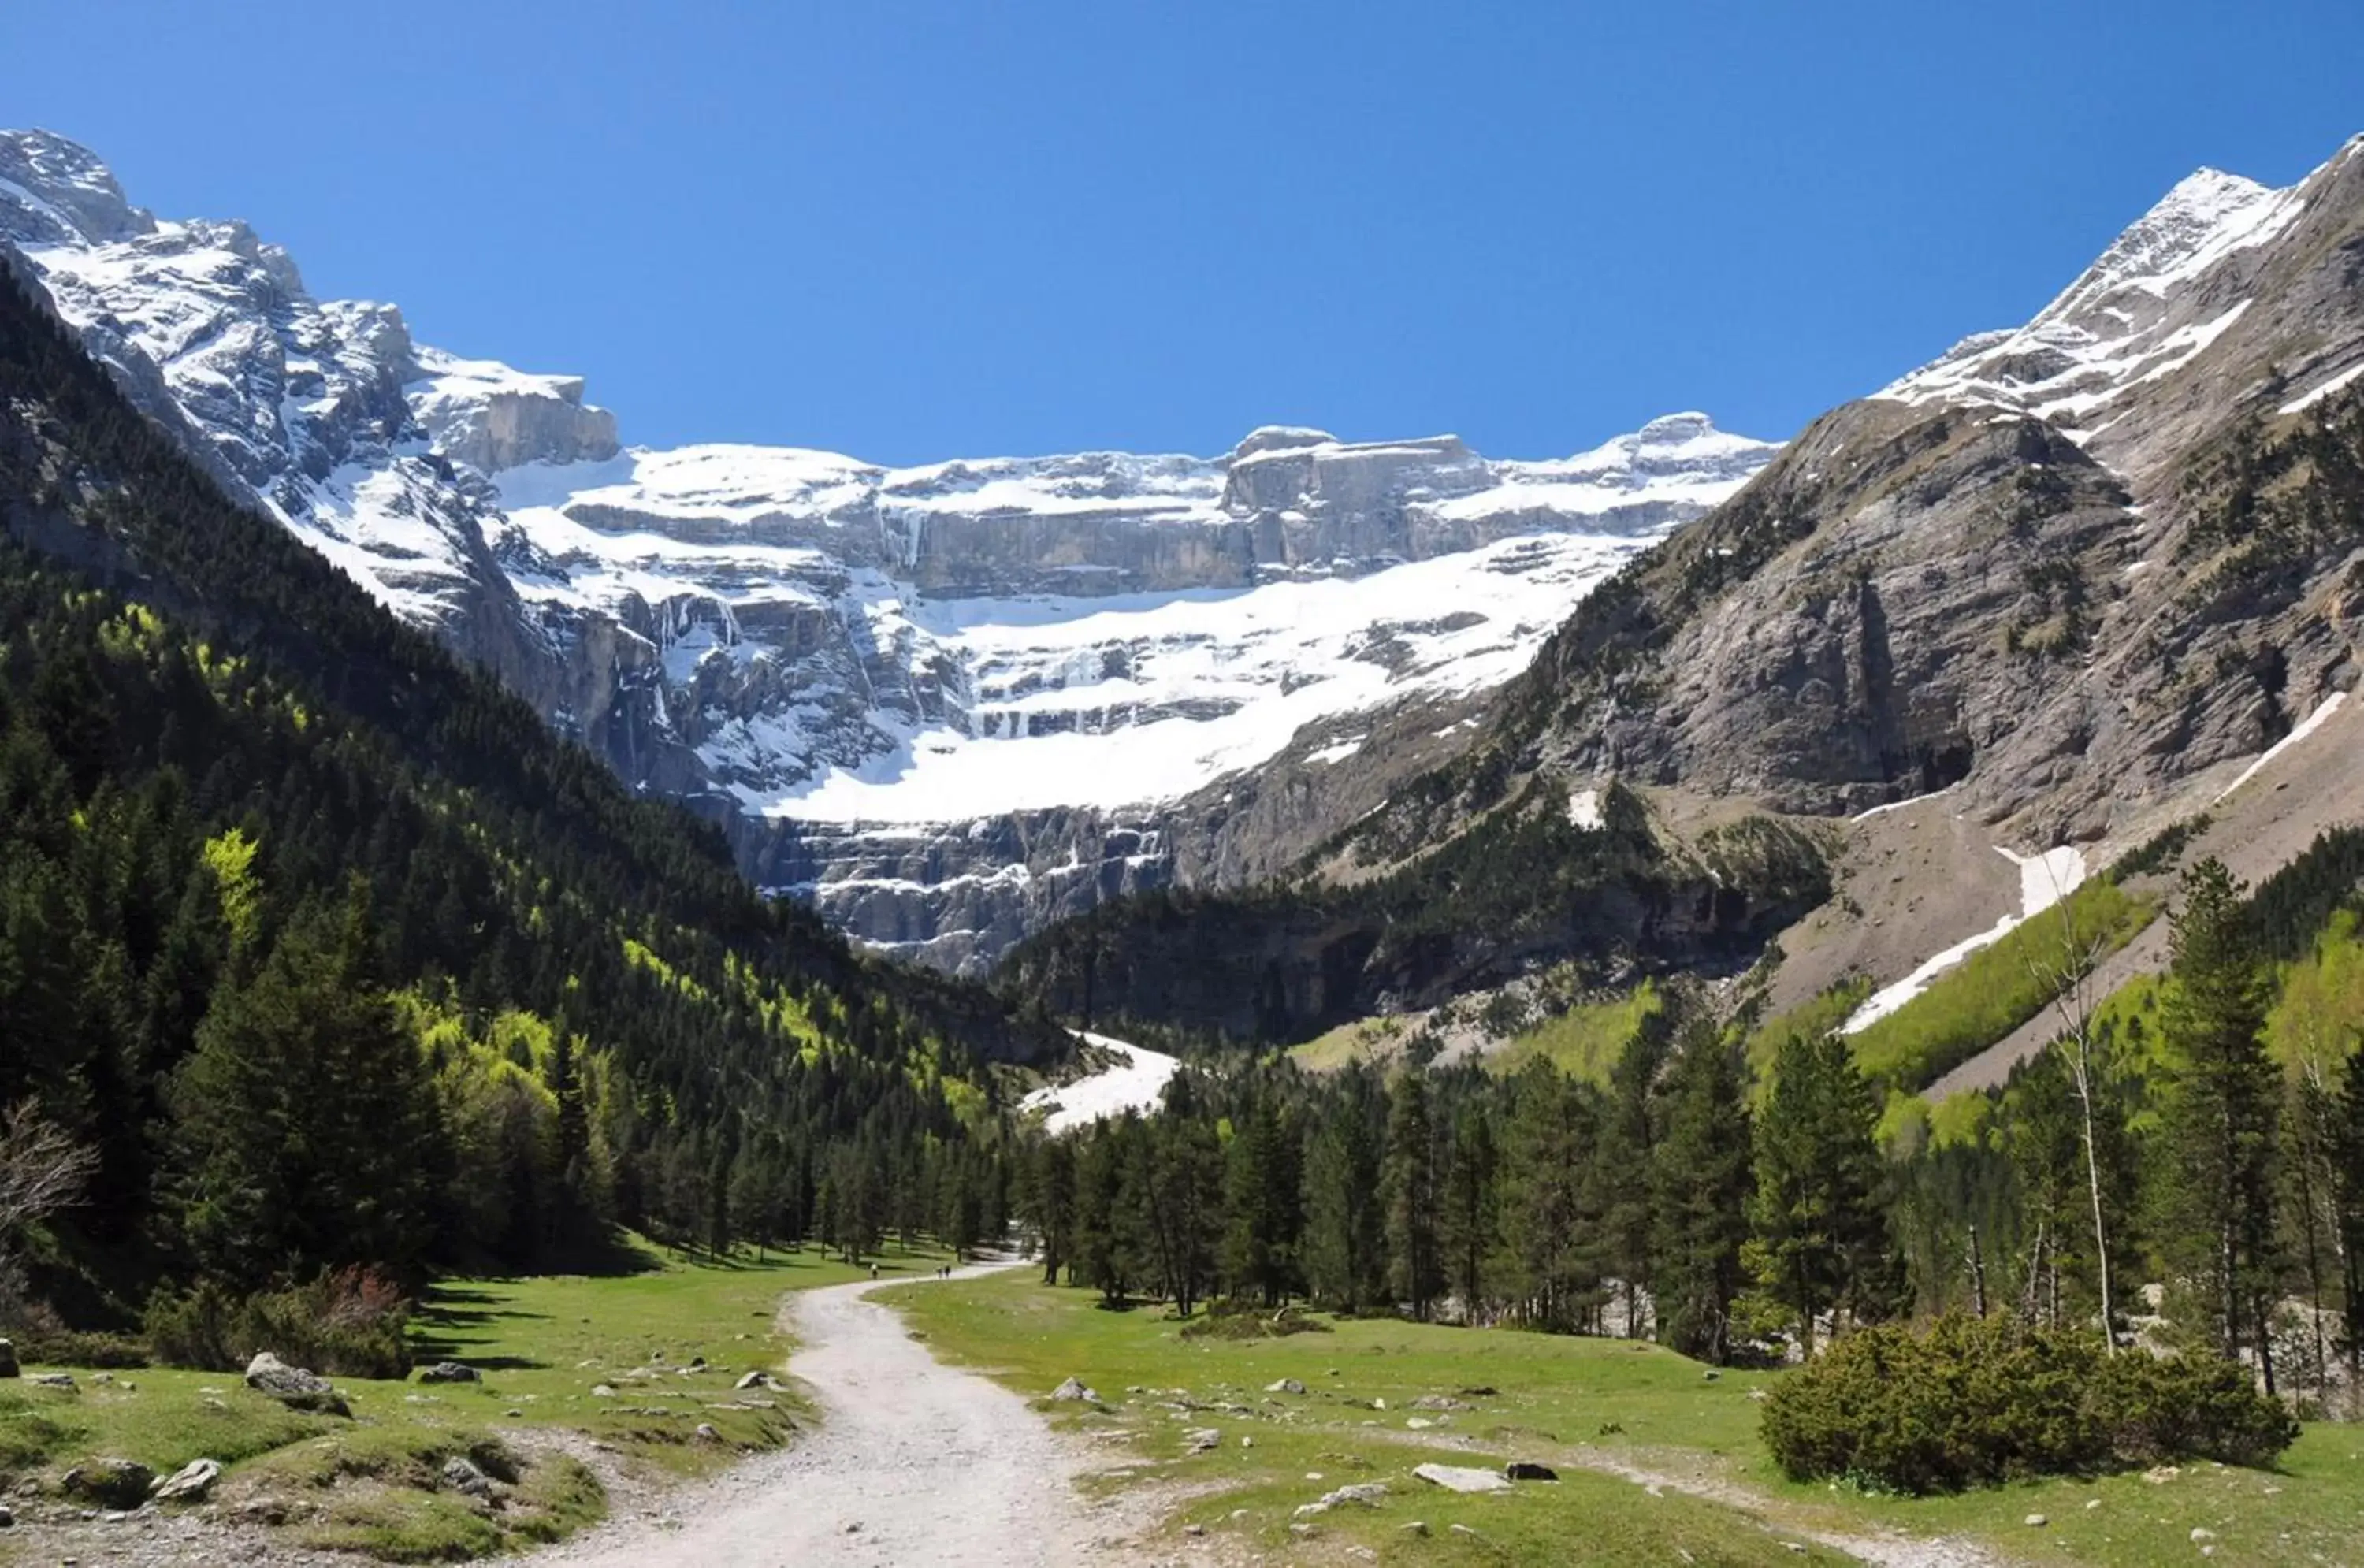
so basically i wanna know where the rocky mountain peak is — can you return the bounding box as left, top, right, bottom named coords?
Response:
left=0, top=129, right=154, bottom=245
left=1231, top=425, right=1336, bottom=459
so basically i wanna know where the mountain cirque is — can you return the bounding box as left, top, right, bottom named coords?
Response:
left=0, top=127, right=1773, bottom=972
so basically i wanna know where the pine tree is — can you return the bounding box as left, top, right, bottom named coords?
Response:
left=2332, top=1038, right=2364, bottom=1380
left=1649, top=1029, right=1753, bottom=1362
left=2156, top=858, right=2283, bottom=1385
left=1300, top=1068, right=1386, bottom=1313
left=1744, top=1031, right=1894, bottom=1354
left=171, top=880, right=446, bottom=1287
left=1601, top=1004, right=1672, bottom=1336
left=1384, top=1070, right=1444, bottom=1320
left=1493, top=1062, right=1607, bottom=1332
left=1438, top=1102, right=1498, bottom=1324
left=1222, top=1099, right=1299, bottom=1306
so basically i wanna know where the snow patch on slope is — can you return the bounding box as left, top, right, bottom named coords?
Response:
left=2215, top=692, right=2349, bottom=803
left=1021, top=1034, right=1181, bottom=1134
left=1843, top=845, right=2088, bottom=1035
left=2280, top=362, right=2364, bottom=416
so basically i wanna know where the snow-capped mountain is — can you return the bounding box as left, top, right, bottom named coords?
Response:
left=0, top=128, right=1775, bottom=971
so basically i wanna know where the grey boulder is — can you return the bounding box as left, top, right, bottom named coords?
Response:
left=244, top=1351, right=351, bottom=1417
left=152, top=1458, right=223, bottom=1503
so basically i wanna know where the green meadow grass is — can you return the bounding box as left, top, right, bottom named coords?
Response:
left=884, top=1268, right=2364, bottom=1567
left=0, top=1235, right=952, bottom=1560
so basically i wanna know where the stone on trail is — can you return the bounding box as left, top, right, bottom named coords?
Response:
left=1050, top=1377, right=1099, bottom=1403
left=1504, top=1462, right=1558, bottom=1481
left=244, top=1351, right=351, bottom=1417
left=1414, top=1463, right=1511, bottom=1494
left=734, top=1369, right=779, bottom=1391
left=415, top=1361, right=480, bottom=1384
left=1265, top=1377, right=1306, bottom=1395
left=29, top=1372, right=74, bottom=1388
left=152, top=1458, right=222, bottom=1503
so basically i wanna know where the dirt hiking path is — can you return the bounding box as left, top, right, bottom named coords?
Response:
left=534, top=1260, right=1131, bottom=1567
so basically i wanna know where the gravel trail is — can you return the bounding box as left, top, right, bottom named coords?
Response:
left=534, top=1261, right=1123, bottom=1567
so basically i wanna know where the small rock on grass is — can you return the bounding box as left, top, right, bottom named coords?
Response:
left=416, top=1361, right=480, bottom=1384
left=2024, top=1514, right=2048, bottom=1527
left=1504, top=1462, right=1557, bottom=1482
left=1264, top=1377, right=1306, bottom=1395
left=1414, top=1463, right=1511, bottom=1494
left=1050, top=1377, right=1100, bottom=1403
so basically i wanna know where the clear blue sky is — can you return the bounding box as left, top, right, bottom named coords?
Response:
left=12, top=1, right=2362, bottom=463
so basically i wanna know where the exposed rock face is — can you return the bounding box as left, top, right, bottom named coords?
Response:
left=0, top=128, right=1779, bottom=972
left=408, top=346, right=620, bottom=474
left=1495, top=135, right=2364, bottom=851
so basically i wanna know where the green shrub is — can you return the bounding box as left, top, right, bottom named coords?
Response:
left=9, top=1328, right=151, bottom=1368
left=145, top=1267, right=412, bottom=1379
left=1179, top=1302, right=1333, bottom=1340
left=1760, top=1313, right=2297, bottom=1493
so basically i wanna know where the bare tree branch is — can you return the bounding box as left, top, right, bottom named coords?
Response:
left=0, top=1100, right=99, bottom=1240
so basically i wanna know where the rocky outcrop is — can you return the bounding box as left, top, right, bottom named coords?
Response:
left=1478, top=134, right=2364, bottom=854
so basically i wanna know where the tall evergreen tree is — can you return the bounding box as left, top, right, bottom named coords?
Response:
left=1493, top=1062, right=1607, bottom=1332
left=1222, top=1098, right=1299, bottom=1306
left=1649, top=1030, right=1753, bottom=1362
left=2155, top=858, right=2283, bottom=1385
left=1744, top=1031, right=1896, bottom=1354
left=171, top=880, right=446, bottom=1287
left=1384, top=1070, right=1444, bottom=1321
left=1300, top=1067, right=1386, bottom=1313
left=1438, top=1102, right=1498, bottom=1324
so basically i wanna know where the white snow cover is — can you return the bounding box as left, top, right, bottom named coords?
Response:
left=1843, top=844, right=2088, bottom=1035
left=723, top=533, right=1650, bottom=820
left=0, top=128, right=1782, bottom=926
left=1879, top=165, right=2310, bottom=433
left=1568, top=788, right=1604, bottom=829
left=2214, top=691, right=2350, bottom=803
left=2279, top=362, right=2364, bottom=416
left=1020, top=1033, right=1181, bottom=1135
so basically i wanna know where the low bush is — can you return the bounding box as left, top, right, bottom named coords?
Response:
left=9, top=1328, right=151, bottom=1368
left=146, top=1266, right=412, bottom=1379
left=1760, top=1313, right=2298, bottom=1493
left=1180, top=1302, right=1333, bottom=1340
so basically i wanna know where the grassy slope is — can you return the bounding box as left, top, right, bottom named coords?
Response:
left=1488, top=985, right=1663, bottom=1083
left=1845, top=882, right=2155, bottom=1091
left=0, top=1236, right=951, bottom=1561
left=887, top=1270, right=2364, bottom=1567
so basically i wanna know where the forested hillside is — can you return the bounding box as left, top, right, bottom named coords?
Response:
left=0, top=264, right=1044, bottom=1340
left=1020, top=847, right=2364, bottom=1434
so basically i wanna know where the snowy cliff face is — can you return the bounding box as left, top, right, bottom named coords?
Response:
left=0, top=128, right=1777, bottom=972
